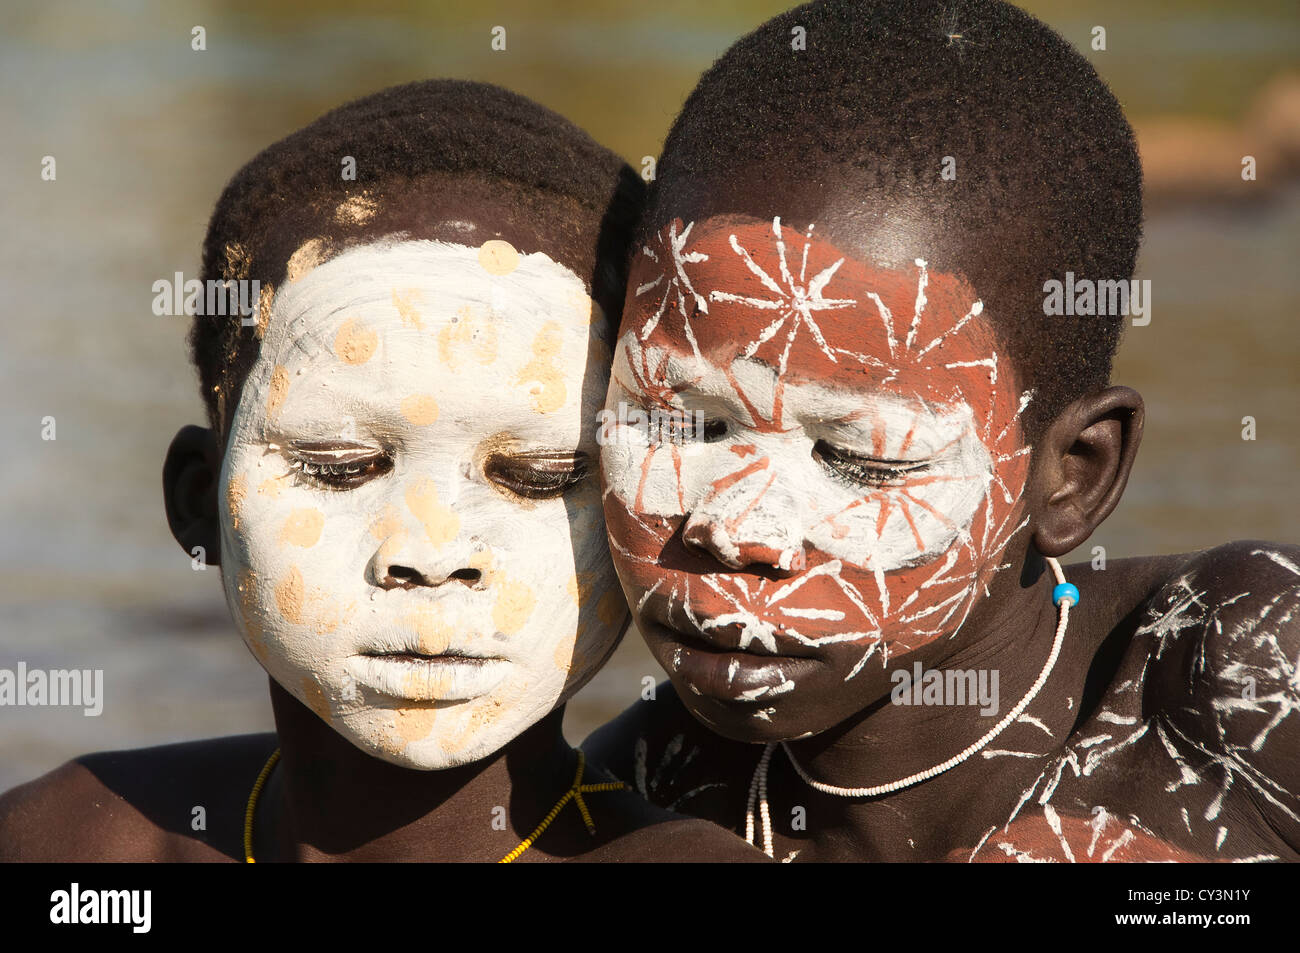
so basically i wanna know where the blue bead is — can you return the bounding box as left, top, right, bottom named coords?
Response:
left=1053, top=582, right=1080, bottom=607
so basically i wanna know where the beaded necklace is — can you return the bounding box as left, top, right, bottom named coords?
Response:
left=744, top=556, right=1080, bottom=858
left=243, top=747, right=625, bottom=863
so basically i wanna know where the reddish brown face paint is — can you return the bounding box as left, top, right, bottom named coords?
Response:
left=601, top=216, right=1034, bottom=736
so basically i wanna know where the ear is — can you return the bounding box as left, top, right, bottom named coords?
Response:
left=163, top=425, right=224, bottom=567
left=1030, top=385, right=1143, bottom=557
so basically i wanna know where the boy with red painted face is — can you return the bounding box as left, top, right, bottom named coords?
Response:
left=584, top=0, right=1300, bottom=862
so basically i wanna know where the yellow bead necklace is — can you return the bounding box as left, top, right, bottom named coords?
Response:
left=243, top=747, right=625, bottom=863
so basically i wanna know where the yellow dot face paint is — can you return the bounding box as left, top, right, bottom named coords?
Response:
left=334, top=194, right=379, bottom=227
left=225, top=473, right=248, bottom=530
left=391, top=288, right=424, bottom=330
left=218, top=238, right=622, bottom=770
left=332, top=317, right=378, bottom=365
left=399, top=394, right=439, bottom=426
left=478, top=238, right=520, bottom=275
left=516, top=321, right=567, bottom=414
left=278, top=508, right=324, bottom=548
left=437, top=305, right=498, bottom=369
left=266, top=366, right=290, bottom=420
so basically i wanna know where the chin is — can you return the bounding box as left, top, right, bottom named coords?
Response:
left=332, top=717, right=514, bottom=771
left=378, top=741, right=499, bottom=772
left=669, top=679, right=804, bottom=744
left=300, top=699, right=506, bottom=771
left=670, top=658, right=898, bottom=746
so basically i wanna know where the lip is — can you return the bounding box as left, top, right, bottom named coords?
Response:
left=640, top=590, right=820, bottom=657
left=640, top=614, right=817, bottom=705
left=346, top=653, right=510, bottom=702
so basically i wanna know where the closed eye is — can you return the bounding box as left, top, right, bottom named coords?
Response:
left=812, top=440, right=931, bottom=488
left=286, top=443, right=394, bottom=490
left=485, top=451, right=589, bottom=500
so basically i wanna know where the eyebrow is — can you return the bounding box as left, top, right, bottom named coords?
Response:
left=271, top=386, right=408, bottom=437
left=273, top=292, right=394, bottom=363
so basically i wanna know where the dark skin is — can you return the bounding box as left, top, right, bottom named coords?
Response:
left=0, top=185, right=768, bottom=863
left=583, top=185, right=1300, bottom=862
left=587, top=536, right=1300, bottom=861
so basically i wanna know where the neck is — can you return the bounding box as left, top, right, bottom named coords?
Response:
left=776, top=556, right=1086, bottom=854
left=260, top=680, right=575, bottom=861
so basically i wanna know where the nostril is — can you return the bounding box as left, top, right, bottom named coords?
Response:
left=682, top=520, right=745, bottom=569
left=680, top=521, right=712, bottom=556
left=381, top=565, right=426, bottom=590
left=379, top=566, right=483, bottom=589
left=450, top=568, right=482, bottom=587
left=681, top=518, right=805, bottom=575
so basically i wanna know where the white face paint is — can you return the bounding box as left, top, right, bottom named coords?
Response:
left=604, top=337, right=993, bottom=573
left=218, top=238, right=625, bottom=770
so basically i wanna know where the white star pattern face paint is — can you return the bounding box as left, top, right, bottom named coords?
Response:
left=601, top=216, right=1034, bottom=738
left=604, top=349, right=994, bottom=576
left=219, top=238, right=625, bottom=769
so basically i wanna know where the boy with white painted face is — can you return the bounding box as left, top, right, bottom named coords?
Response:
left=584, top=0, right=1300, bottom=862
left=0, top=80, right=766, bottom=862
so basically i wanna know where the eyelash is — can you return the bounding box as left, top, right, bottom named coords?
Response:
left=288, top=454, right=392, bottom=490
left=812, top=440, right=931, bottom=488
left=484, top=453, right=589, bottom=499
left=644, top=411, right=730, bottom=444
left=616, top=387, right=731, bottom=444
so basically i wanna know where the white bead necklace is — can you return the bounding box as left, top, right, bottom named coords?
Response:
left=744, top=556, right=1076, bottom=858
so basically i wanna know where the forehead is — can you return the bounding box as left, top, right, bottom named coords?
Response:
left=628, top=216, right=1010, bottom=420
left=244, top=239, right=610, bottom=439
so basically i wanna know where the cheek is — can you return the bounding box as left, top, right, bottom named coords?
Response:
left=798, top=441, right=1029, bottom=654
left=279, top=507, right=325, bottom=547
left=219, top=451, right=360, bottom=658
left=600, top=430, right=694, bottom=521
left=805, top=431, right=993, bottom=573
left=485, top=492, right=624, bottom=662
left=600, top=446, right=676, bottom=584
left=549, top=501, right=628, bottom=685
left=492, top=577, right=538, bottom=635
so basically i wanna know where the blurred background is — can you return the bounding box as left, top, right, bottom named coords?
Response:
left=1, top=0, right=1297, bottom=792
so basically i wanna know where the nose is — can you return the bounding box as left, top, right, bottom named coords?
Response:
left=375, top=562, right=483, bottom=591
left=367, top=500, right=486, bottom=591
left=680, top=463, right=807, bottom=575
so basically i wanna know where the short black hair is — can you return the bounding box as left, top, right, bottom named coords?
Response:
left=193, top=79, right=644, bottom=434
left=647, top=0, right=1143, bottom=440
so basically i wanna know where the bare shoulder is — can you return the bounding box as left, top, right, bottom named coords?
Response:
left=580, top=684, right=682, bottom=785
left=0, top=758, right=132, bottom=861
left=1141, top=540, right=1300, bottom=845
left=582, top=681, right=757, bottom=825
left=575, top=791, right=771, bottom=863
left=0, top=734, right=276, bottom=861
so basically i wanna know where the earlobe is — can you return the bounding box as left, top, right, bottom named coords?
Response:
left=162, top=425, right=224, bottom=567
left=1031, top=386, right=1143, bottom=557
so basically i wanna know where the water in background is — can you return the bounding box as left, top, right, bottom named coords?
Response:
left=1, top=0, right=1297, bottom=792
